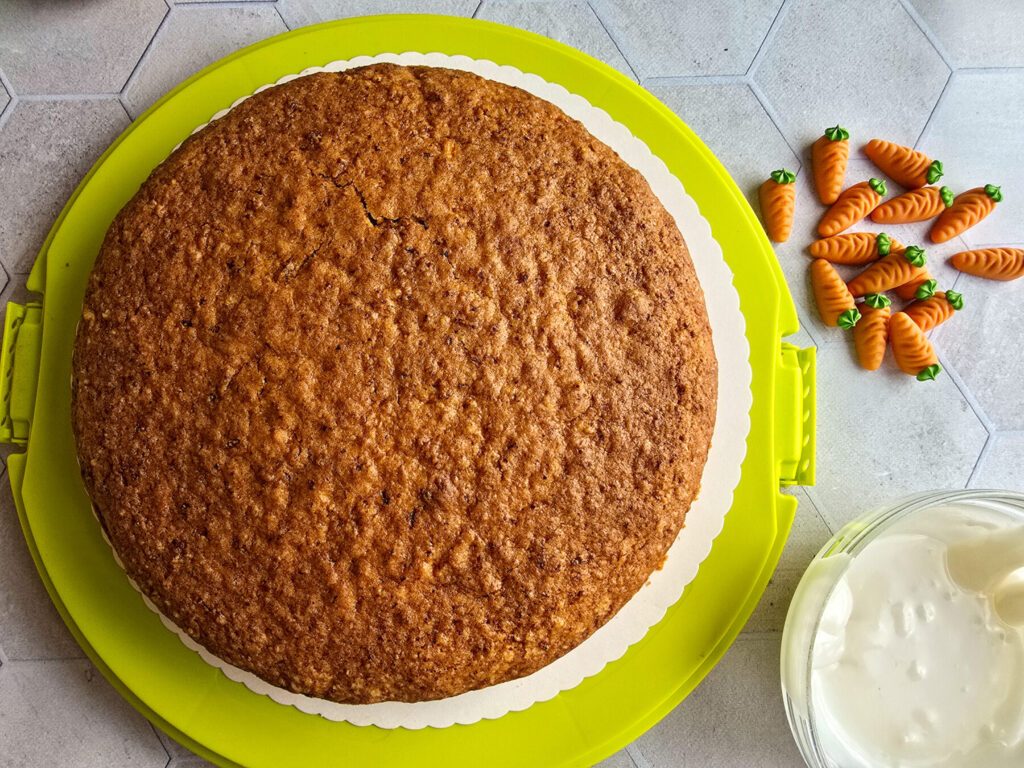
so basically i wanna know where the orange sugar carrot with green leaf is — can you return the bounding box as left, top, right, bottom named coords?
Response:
left=818, top=178, right=887, bottom=237
left=853, top=293, right=891, bottom=370
left=812, top=125, right=850, bottom=204
left=871, top=186, right=953, bottom=224
left=951, top=248, right=1024, bottom=281
left=759, top=169, right=797, bottom=242
left=905, top=290, right=963, bottom=332
left=930, top=185, right=1002, bottom=243
left=889, top=312, right=941, bottom=380
left=811, top=259, right=860, bottom=328
left=893, top=269, right=937, bottom=300
left=847, top=245, right=928, bottom=297
left=864, top=139, right=944, bottom=189
left=808, top=232, right=901, bottom=264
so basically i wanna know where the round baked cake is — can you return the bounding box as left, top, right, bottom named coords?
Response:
left=72, top=64, right=717, bottom=704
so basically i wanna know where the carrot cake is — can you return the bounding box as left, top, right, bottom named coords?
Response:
left=71, top=64, right=717, bottom=703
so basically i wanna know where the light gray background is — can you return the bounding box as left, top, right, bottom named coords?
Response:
left=0, top=1, right=1021, bottom=766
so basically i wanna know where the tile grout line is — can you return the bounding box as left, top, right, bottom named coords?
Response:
left=0, top=67, right=16, bottom=130
left=471, top=1, right=484, bottom=20
left=964, top=430, right=995, bottom=488
left=587, top=1, right=643, bottom=83
left=119, top=3, right=173, bottom=99
left=585, top=1, right=641, bottom=83
left=643, top=73, right=747, bottom=87
left=747, top=77, right=803, bottom=174
left=913, top=68, right=953, bottom=151
left=745, top=0, right=791, bottom=79
left=935, top=348, right=996, bottom=432
left=896, top=0, right=955, bottom=71
left=802, top=486, right=836, bottom=534
left=17, top=93, right=123, bottom=102
left=274, top=2, right=292, bottom=32
left=625, top=742, right=653, bottom=768
left=149, top=722, right=173, bottom=766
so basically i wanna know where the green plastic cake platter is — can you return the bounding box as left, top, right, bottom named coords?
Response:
left=0, top=15, right=815, bottom=768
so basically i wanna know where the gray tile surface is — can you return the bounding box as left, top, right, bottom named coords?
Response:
left=647, top=81, right=799, bottom=209
left=812, top=341, right=989, bottom=530
left=590, top=0, right=784, bottom=79
left=0, top=98, right=129, bottom=275
left=918, top=70, right=1024, bottom=248
left=0, top=659, right=169, bottom=767
left=123, top=5, right=288, bottom=119
left=0, top=0, right=166, bottom=95
left=477, top=1, right=636, bottom=81
left=933, top=273, right=1024, bottom=430
left=908, top=0, right=1024, bottom=68
left=0, top=3, right=1022, bottom=767
left=277, top=0, right=480, bottom=28
left=0, top=81, right=9, bottom=119
left=754, top=0, right=949, bottom=150
left=970, top=433, right=1024, bottom=493
left=634, top=636, right=805, bottom=767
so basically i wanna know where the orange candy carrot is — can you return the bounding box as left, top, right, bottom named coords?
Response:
left=892, top=268, right=935, bottom=300
left=808, top=232, right=901, bottom=264
left=759, top=169, right=797, bottom=242
left=864, top=139, right=944, bottom=189
left=847, top=246, right=928, bottom=297
left=871, top=186, right=953, bottom=224
left=905, top=290, right=963, bottom=332
left=812, top=125, right=850, bottom=205
left=818, top=178, right=887, bottom=237
left=811, top=259, right=861, bottom=328
left=951, top=247, right=1024, bottom=281
left=853, top=293, right=891, bottom=370
left=889, top=312, right=941, bottom=380
left=930, top=185, right=1002, bottom=243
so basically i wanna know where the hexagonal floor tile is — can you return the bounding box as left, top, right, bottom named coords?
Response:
left=590, top=0, right=784, bottom=79
left=633, top=636, right=804, bottom=767
left=811, top=342, right=988, bottom=531
left=970, top=433, right=1024, bottom=493
left=0, top=98, right=129, bottom=275
left=908, top=0, right=1024, bottom=68
left=477, top=1, right=636, bottom=81
left=647, top=81, right=799, bottom=207
left=0, top=660, right=168, bottom=767
left=0, top=0, right=166, bottom=94
left=123, top=5, right=288, bottom=119
left=277, top=0, right=479, bottom=29
left=766, top=153, right=968, bottom=347
left=753, top=0, right=948, bottom=150
left=933, top=273, right=1024, bottom=430
left=918, top=70, right=1024, bottom=248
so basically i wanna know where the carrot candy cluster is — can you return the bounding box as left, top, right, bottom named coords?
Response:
left=819, top=178, right=887, bottom=237
left=931, top=185, right=1002, bottom=243
left=811, top=259, right=860, bottom=327
left=847, top=245, right=928, bottom=297
left=864, top=139, right=943, bottom=189
left=812, top=125, right=850, bottom=204
left=759, top=169, right=797, bottom=242
left=808, top=232, right=899, bottom=264
left=951, top=248, right=1024, bottom=282
left=853, top=293, right=891, bottom=370
left=871, top=186, right=953, bottom=224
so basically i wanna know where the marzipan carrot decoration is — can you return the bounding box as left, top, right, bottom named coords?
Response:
left=818, top=178, right=886, bottom=237
left=893, top=269, right=936, bottom=301
left=905, top=290, right=963, bottom=332
left=812, top=124, right=850, bottom=204
left=853, top=293, right=891, bottom=370
left=931, top=185, right=1003, bottom=243
left=760, top=169, right=797, bottom=242
left=951, top=248, right=1024, bottom=281
left=808, top=232, right=900, bottom=264
left=871, top=186, right=953, bottom=224
left=847, top=245, right=928, bottom=297
left=889, top=312, right=942, bottom=381
left=864, top=139, right=944, bottom=189
left=811, top=258, right=861, bottom=328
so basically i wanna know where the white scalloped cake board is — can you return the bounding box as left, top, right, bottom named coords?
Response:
left=109, top=52, right=752, bottom=730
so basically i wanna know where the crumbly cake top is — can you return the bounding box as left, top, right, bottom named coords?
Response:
left=72, top=64, right=717, bottom=703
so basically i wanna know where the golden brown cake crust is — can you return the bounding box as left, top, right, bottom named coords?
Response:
left=72, top=64, right=717, bottom=703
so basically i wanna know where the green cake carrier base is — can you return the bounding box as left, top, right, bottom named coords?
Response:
left=0, top=15, right=815, bottom=768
